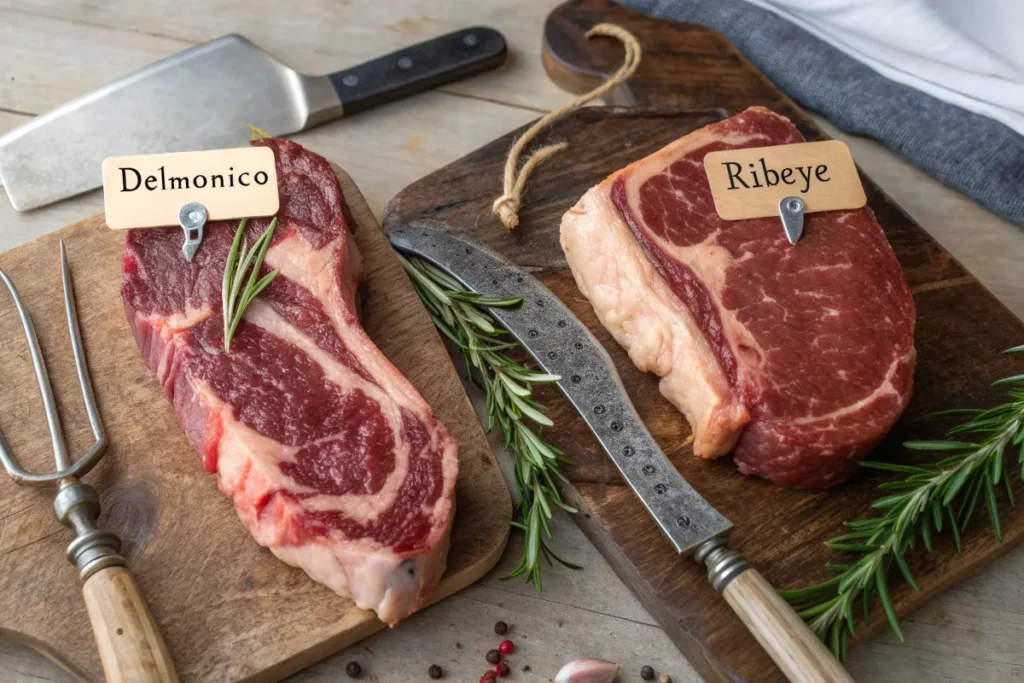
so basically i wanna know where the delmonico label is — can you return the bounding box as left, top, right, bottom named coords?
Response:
left=102, top=146, right=279, bottom=230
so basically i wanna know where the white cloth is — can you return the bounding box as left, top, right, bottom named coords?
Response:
left=741, top=0, right=1024, bottom=136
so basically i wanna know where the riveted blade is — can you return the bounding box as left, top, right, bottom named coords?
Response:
left=390, top=224, right=732, bottom=554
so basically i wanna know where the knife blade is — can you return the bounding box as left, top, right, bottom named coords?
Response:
left=391, top=223, right=854, bottom=683
left=0, top=27, right=506, bottom=211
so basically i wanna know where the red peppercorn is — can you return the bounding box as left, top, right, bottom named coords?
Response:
left=498, top=640, right=514, bottom=655
left=480, top=671, right=497, bottom=683
left=496, top=661, right=510, bottom=676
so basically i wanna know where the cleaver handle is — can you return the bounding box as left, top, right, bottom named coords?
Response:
left=698, top=538, right=855, bottom=683
left=329, top=26, right=507, bottom=116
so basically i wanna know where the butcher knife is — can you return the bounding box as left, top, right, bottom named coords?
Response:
left=0, top=27, right=506, bottom=211
left=390, top=224, right=855, bottom=683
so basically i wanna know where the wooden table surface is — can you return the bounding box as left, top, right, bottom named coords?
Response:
left=1, top=2, right=1022, bottom=682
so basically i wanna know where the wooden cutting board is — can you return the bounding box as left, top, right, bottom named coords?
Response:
left=382, top=1, right=1024, bottom=681
left=0, top=165, right=512, bottom=682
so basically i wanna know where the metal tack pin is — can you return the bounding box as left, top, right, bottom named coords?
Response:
left=779, top=195, right=805, bottom=245
left=178, top=201, right=208, bottom=262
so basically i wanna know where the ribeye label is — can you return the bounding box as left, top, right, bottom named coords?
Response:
left=703, top=140, right=866, bottom=220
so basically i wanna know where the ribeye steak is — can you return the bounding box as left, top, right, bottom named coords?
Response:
left=122, top=138, right=458, bottom=623
left=560, top=107, right=915, bottom=488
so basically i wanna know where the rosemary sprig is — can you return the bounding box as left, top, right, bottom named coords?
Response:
left=782, top=344, right=1024, bottom=660
left=398, top=252, right=581, bottom=591
left=222, top=217, right=279, bottom=353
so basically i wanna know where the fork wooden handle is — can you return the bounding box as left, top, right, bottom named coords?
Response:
left=723, top=567, right=855, bottom=683
left=82, top=565, right=179, bottom=683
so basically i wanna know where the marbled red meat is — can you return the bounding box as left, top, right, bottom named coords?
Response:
left=122, top=138, right=457, bottom=622
left=560, top=107, right=915, bottom=488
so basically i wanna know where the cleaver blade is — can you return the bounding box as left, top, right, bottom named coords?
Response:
left=0, top=28, right=506, bottom=211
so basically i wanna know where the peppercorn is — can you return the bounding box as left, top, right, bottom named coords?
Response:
left=658, top=675, right=672, bottom=683
left=497, top=661, right=510, bottom=676
left=345, top=661, right=361, bottom=678
left=486, top=649, right=502, bottom=664
left=480, top=671, right=497, bottom=683
left=640, top=665, right=655, bottom=680
left=494, top=620, right=508, bottom=635
left=498, top=640, right=514, bottom=655
left=428, top=663, right=443, bottom=679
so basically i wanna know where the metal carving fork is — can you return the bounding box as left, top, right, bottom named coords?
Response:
left=0, top=241, right=178, bottom=683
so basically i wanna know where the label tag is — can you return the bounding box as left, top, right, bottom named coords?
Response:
left=703, top=140, right=866, bottom=221
left=102, top=147, right=279, bottom=230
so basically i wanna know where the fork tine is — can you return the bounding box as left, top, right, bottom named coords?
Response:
left=61, top=240, right=106, bottom=459
left=0, top=261, right=70, bottom=469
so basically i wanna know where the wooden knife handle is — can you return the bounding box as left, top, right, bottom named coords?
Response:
left=722, top=567, right=854, bottom=683
left=81, top=565, right=179, bottom=683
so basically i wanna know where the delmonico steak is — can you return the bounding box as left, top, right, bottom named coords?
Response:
left=122, top=138, right=457, bottom=623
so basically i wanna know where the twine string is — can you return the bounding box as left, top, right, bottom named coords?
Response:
left=492, top=23, right=642, bottom=230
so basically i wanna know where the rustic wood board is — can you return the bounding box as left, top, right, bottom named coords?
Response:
left=0, top=165, right=512, bottom=683
left=381, top=1, right=1024, bottom=681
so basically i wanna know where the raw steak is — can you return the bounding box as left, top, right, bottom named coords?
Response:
left=560, top=107, right=915, bottom=488
left=122, top=138, right=458, bottom=623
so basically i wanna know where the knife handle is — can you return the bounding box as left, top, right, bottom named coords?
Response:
left=330, top=27, right=507, bottom=116
left=698, top=539, right=854, bottom=683
left=82, top=565, right=180, bottom=683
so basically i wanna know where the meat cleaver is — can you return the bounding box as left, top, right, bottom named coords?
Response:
left=0, top=27, right=506, bottom=211
left=390, top=224, right=855, bottom=683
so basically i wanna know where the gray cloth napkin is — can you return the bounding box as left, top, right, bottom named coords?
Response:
left=621, top=0, right=1024, bottom=226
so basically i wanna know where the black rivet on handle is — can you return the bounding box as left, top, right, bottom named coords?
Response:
left=547, top=351, right=557, bottom=359
left=623, top=446, right=635, bottom=457
left=610, top=421, right=622, bottom=432
left=528, top=329, right=539, bottom=338
left=536, top=299, right=545, bottom=307
left=677, top=516, right=691, bottom=528
left=465, top=248, right=471, bottom=254
left=642, top=464, right=655, bottom=475
left=574, top=342, right=583, bottom=350
left=654, top=484, right=667, bottom=495
left=571, top=374, right=582, bottom=384
left=557, top=320, right=567, bottom=327
left=594, top=405, right=606, bottom=415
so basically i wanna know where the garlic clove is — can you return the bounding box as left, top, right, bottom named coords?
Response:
left=553, top=658, right=620, bottom=683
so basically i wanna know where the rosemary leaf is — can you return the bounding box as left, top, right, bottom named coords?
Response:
left=222, top=217, right=278, bottom=353
left=875, top=561, right=904, bottom=642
